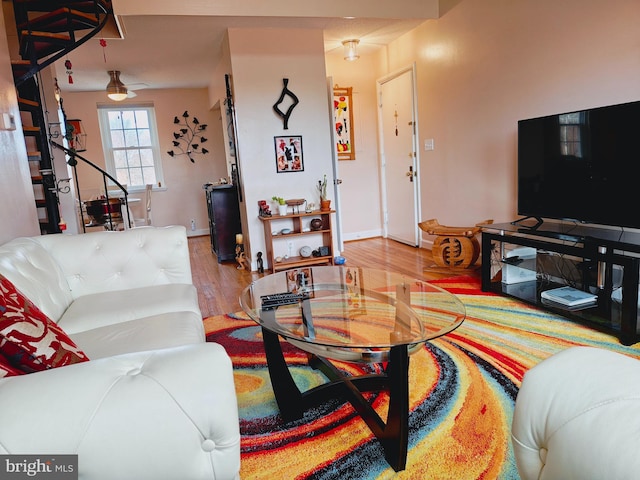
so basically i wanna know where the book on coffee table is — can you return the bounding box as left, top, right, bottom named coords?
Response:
left=540, top=286, right=598, bottom=307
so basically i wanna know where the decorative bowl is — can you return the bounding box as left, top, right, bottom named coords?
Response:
left=310, top=218, right=323, bottom=231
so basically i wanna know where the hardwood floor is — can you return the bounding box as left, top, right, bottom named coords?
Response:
left=188, top=235, right=479, bottom=318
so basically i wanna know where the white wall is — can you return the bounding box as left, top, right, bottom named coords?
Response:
left=390, top=0, right=640, bottom=233
left=325, top=52, right=386, bottom=241
left=327, top=0, right=640, bottom=246
left=228, top=27, right=335, bottom=268
left=0, top=15, right=39, bottom=244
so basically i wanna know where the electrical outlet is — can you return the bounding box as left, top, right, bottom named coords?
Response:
left=190, top=219, right=196, bottom=231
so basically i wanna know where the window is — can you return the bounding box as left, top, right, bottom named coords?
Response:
left=558, top=112, right=585, bottom=158
left=98, top=104, right=164, bottom=191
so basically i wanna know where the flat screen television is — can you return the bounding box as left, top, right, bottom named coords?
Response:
left=517, top=100, right=640, bottom=230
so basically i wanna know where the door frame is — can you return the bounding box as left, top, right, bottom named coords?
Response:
left=327, top=76, right=344, bottom=252
left=376, top=63, right=421, bottom=246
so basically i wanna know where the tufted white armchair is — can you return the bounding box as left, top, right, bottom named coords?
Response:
left=512, top=346, right=640, bottom=480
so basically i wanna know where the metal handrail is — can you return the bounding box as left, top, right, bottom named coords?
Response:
left=50, top=140, right=129, bottom=232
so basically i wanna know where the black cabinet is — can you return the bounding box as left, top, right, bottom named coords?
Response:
left=204, top=184, right=241, bottom=263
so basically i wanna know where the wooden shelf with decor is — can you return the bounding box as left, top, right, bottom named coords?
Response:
left=259, top=210, right=335, bottom=272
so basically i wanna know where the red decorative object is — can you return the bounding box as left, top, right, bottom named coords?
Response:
left=0, top=275, right=89, bottom=373
left=99, top=38, right=107, bottom=62
left=64, top=59, right=73, bottom=84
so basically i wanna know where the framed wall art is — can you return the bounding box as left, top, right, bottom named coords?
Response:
left=274, top=135, right=304, bottom=173
left=333, top=86, right=355, bottom=160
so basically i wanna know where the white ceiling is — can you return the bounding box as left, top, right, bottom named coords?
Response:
left=46, top=9, right=435, bottom=95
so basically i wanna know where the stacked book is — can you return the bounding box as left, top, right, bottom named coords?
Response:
left=541, top=286, right=598, bottom=308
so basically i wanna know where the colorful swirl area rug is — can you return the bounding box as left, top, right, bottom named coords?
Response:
left=204, top=275, right=640, bottom=480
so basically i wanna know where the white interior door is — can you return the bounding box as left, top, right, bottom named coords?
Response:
left=378, top=66, right=420, bottom=246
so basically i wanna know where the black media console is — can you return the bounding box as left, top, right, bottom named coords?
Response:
left=480, top=220, right=640, bottom=345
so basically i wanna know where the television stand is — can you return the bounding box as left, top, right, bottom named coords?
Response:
left=480, top=221, right=640, bottom=345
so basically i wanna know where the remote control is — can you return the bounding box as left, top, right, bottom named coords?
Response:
left=261, top=292, right=308, bottom=308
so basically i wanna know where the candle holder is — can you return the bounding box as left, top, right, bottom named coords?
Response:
left=235, top=234, right=250, bottom=270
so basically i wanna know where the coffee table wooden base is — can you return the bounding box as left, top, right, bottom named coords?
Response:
left=261, top=327, right=410, bottom=472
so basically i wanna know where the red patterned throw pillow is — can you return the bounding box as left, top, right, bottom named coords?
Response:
left=0, top=275, right=89, bottom=373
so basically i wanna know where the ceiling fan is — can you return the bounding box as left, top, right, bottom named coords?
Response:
left=106, top=71, right=148, bottom=101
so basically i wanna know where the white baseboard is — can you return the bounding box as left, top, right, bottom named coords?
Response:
left=342, top=229, right=383, bottom=242
left=187, top=228, right=209, bottom=237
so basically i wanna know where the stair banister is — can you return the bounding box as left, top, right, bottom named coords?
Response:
left=50, top=140, right=130, bottom=232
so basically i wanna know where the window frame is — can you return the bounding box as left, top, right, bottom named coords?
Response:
left=97, top=103, right=165, bottom=193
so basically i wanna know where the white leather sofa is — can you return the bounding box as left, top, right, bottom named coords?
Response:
left=512, top=346, right=640, bottom=480
left=0, top=226, right=240, bottom=479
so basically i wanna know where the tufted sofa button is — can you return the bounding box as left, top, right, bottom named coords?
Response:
left=539, top=447, right=547, bottom=464
left=202, top=439, right=216, bottom=452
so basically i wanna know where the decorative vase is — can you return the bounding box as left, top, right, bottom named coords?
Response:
left=278, top=204, right=288, bottom=216
left=320, top=199, right=331, bottom=212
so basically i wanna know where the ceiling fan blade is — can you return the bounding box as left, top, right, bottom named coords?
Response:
left=127, top=83, right=150, bottom=91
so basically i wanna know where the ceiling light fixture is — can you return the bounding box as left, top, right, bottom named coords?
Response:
left=342, top=39, right=360, bottom=61
left=106, top=70, right=128, bottom=101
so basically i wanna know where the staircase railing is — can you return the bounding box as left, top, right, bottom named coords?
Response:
left=50, top=140, right=130, bottom=232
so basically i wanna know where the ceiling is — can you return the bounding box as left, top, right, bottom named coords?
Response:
left=43, top=10, right=435, bottom=96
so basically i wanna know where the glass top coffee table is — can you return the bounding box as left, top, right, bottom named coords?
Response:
left=240, top=266, right=465, bottom=472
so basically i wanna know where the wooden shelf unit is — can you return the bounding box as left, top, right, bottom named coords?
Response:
left=259, top=210, right=335, bottom=272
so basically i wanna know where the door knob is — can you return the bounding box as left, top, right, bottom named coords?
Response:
left=406, top=166, right=416, bottom=182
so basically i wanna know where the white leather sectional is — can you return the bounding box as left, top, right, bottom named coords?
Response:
left=0, top=226, right=240, bottom=479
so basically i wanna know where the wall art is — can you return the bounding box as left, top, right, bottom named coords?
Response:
left=273, top=78, right=299, bottom=130
left=274, top=135, right=304, bottom=173
left=334, top=86, right=355, bottom=160
left=167, top=111, right=208, bottom=163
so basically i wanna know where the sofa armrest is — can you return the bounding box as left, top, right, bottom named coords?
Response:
left=0, top=343, right=240, bottom=480
left=512, top=346, right=640, bottom=480
left=34, top=226, right=193, bottom=298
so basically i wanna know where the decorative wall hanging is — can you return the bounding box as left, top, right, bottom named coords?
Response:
left=274, top=135, right=304, bottom=173
left=65, top=119, right=86, bottom=152
left=167, top=111, right=208, bottom=163
left=333, top=86, right=355, bottom=160
left=64, top=59, right=73, bottom=84
left=273, top=78, right=299, bottom=130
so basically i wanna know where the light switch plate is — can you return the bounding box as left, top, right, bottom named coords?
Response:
left=424, top=138, right=434, bottom=151
left=1, top=113, right=16, bottom=131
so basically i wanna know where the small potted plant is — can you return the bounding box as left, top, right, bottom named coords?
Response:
left=317, top=175, right=331, bottom=211
left=272, top=196, right=288, bottom=216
